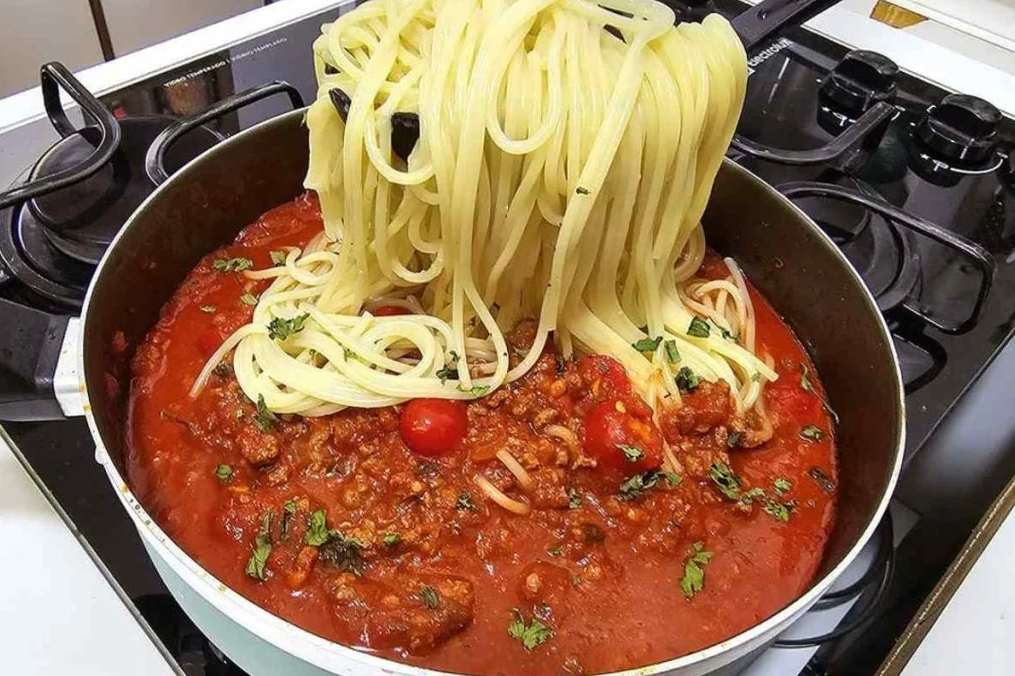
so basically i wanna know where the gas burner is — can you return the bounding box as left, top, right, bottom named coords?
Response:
left=26, top=116, right=220, bottom=264
left=787, top=178, right=919, bottom=312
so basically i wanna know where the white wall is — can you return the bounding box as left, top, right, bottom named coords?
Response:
left=101, top=0, right=262, bottom=57
left=0, top=1, right=104, bottom=98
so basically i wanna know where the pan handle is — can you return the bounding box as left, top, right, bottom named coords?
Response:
left=0, top=62, right=122, bottom=211
left=732, top=0, right=843, bottom=54
left=0, top=299, right=81, bottom=421
left=145, top=81, right=304, bottom=186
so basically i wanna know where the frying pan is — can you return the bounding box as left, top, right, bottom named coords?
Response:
left=1, top=1, right=904, bottom=673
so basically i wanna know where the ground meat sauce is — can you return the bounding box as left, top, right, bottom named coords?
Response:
left=128, top=194, right=837, bottom=675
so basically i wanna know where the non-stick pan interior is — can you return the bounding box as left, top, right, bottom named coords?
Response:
left=84, top=109, right=902, bottom=595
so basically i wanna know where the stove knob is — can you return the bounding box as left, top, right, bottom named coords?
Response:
left=820, top=50, right=898, bottom=116
left=915, top=94, right=1001, bottom=167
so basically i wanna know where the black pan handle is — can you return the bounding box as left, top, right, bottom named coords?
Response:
left=779, top=181, right=995, bottom=334
left=0, top=62, right=122, bottom=210
left=732, top=0, right=843, bottom=54
left=145, top=81, right=304, bottom=186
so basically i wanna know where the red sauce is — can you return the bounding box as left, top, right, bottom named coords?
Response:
left=127, top=194, right=837, bottom=675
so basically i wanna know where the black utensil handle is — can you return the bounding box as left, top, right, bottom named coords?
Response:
left=732, top=0, right=843, bottom=54
left=145, top=81, right=304, bottom=186
left=0, top=299, right=73, bottom=421
left=0, top=62, right=122, bottom=210
left=778, top=181, right=995, bottom=334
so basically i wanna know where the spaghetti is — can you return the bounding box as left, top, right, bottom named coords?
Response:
left=193, top=0, right=777, bottom=423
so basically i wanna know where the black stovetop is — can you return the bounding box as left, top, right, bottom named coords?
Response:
left=1, top=1, right=1014, bottom=674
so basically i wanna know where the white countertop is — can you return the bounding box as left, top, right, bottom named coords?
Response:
left=0, top=430, right=173, bottom=676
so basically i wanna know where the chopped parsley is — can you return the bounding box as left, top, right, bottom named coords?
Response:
left=267, top=313, right=309, bottom=340
left=675, top=366, right=700, bottom=393
left=304, top=509, right=330, bottom=546
left=687, top=316, right=711, bottom=338
left=244, top=511, right=274, bottom=581
left=280, top=498, right=298, bottom=539
left=436, top=351, right=460, bottom=382
left=763, top=499, right=792, bottom=522
left=270, top=250, right=287, bottom=266
left=773, top=478, right=792, bottom=495
left=318, top=531, right=365, bottom=576
left=617, top=443, right=644, bottom=463
left=213, top=257, right=253, bottom=273
left=508, top=609, right=553, bottom=651
left=455, top=491, right=478, bottom=511
left=632, top=336, right=662, bottom=352
left=547, top=545, right=563, bottom=557
left=664, top=339, right=680, bottom=363
left=708, top=462, right=742, bottom=500
left=457, top=383, right=490, bottom=396
left=214, top=464, right=233, bottom=482
left=575, top=186, right=590, bottom=195
left=419, top=585, right=440, bottom=609
left=619, top=470, right=680, bottom=501
left=567, top=488, right=582, bottom=510
left=727, top=431, right=743, bottom=449
left=680, top=541, right=713, bottom=599
left=382, top=532, right=401, bottom=547
left=800, top=425, right=825, bottom=442
left=200, top=304, right=216, bottom=314
left=253, top=394, right=277, bottom=432
left=240, top=292, right=258, bottom=306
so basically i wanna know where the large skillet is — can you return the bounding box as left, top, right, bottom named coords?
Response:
left=12, top=2, right=903, bottom=674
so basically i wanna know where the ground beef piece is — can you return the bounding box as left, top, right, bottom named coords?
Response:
left=237, top=428, right=280, bottom=466
left=660, top=381, right=733, bottom=437
left=361, top=575, right=475, bottom=653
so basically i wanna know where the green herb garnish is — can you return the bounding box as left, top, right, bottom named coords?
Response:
left=457, top=383, right=489, bottom=396
left=240, top=292, right=258, bottom=306
left=632, top=336, right=662, bottom=352
left=304, top=509, right=330, bottom=546
left=455, top=491, right=477, bottom=511
left=419, top=586, right=440, bottom=609
left=617, top=444, right=644, bottom=463
left=680, top=541, right=713, bottom=599
left=773, top=478, right=792, bottom=495
left=436, top=351, right=460, bottom=382
left=317, top=531, right=365, bottom=575
left=213, top=257, right=253, bottom=273
left=244, top=511, right=274, bottom=581
left=687, top=317, right=710, bottom=338
left=619, top=470, right=679, bottom=501
left=270, top=250, right=287, bottom=266
left=214, top=464, right=233, bottom=482
left=575, top=186, right=590, bottom=195
left=382, top=532, right=401, bottom=547
left=727, top=431, right=743, bottom=449
left=280, top=498, right=298, bottom=539
left=508, top=609, right=553, bottom=651
left=664, top=339, right=680, bottom=363
left=567, top=488, right=582, bottom=510
left=676, top=366, right=700, bottom=393
left=253, top=394, right=277, bottom=432
left=547, top=545, right=563, bottom=557
left=708, top=462, right=742, bottom=500
left=267, top=313, right=309, bottom=340
left=800, top=425, right=825, bottom=442
left=763, top=499, right=792, bottom=522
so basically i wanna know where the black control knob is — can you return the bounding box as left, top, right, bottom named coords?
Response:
left=915, top=94, right=1001, bottom=167
left=821, top=50, right=898, bottom=117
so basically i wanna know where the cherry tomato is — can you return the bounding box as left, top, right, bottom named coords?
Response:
left=399, top=398, right=468, bottom=457
left=583, top=398, right=663, bottom=473
left=577, top=355, right=632, bottom=398
left=372, top=305, right=410, bottom=317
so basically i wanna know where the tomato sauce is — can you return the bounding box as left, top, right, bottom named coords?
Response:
left=127, top=194, right=837, bottom=675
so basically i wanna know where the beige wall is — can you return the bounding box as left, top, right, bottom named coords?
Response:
left=0, top=1, right=104, bottom=98
left=101, top=0, right=262, bottom=56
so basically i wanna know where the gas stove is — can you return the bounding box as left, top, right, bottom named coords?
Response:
left=0, top=1, right=1012, bottom=674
